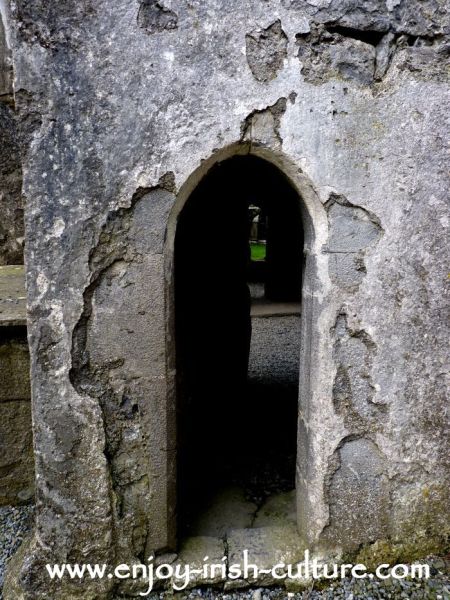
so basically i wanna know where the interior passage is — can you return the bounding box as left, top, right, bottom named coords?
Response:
left=175, top=155, right=303, bottom=538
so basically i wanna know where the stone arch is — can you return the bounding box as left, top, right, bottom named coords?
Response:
left=164, top=143, right=328, bottom=547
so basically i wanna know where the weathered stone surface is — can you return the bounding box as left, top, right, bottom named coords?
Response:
left=326, top=194, right=382, bottom=252
left=138, top=1, right=178, bottom=35
left=0, top=102, right=24, bottom=265
left=246, top=20, right=288, bottom=82
left=331, top=313, right=387, bottom=432
left=0, top=10, right=13, bottom=97
left=325, top=193, right=383, bottom=290
left=0, top=9, right=24, bottom=266
left=295, top=2, right=450, bottom=85
left=297, top=29, right=377, bottom=85
left=70, top=182, right=176, bottom=561
left=321, top=438, right=390, bottom=552
left=3, top=0, right=450, bottom=597
left=241, top=98, right=287, bottom=148
left=288, top=0, right=450, bottom=38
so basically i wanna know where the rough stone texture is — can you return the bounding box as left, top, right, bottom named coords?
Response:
left=294, top=0, right=450, bottom=85
left=325, top=193, right=383, bottom=290
left=297, top=28, right=378, bottom=86
left=0, top=9, right=12, bottom=97
left=321, top=438, right=390, bottom=553
left=4, top=0, right=450, bottom=597
left=246, top=20, right=288, bottom=82
left=241, top=98, right=287, bottom=148
left=0, top=504, right=34, bottom=595
left=331, top=313, right=388, bottom=432
left=70, top=181, right=176, bottom=560
left=0, top=102, right=24, bottom=266
left=138, top=1, right=178, bottom=35
left=0, top=9, right=24, bottom=266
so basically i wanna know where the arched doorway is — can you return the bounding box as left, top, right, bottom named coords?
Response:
left=174, top=155, right=304, bottom=538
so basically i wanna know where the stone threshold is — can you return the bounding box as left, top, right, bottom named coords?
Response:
left=135, top=488, right=311, bottom=594
left=251, top=300, right=301, bottom=318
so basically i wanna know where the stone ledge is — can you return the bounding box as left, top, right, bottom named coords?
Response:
left=0, top=265, right=26, bottom=327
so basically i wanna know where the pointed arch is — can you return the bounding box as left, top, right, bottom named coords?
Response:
left=163, top=143, right=328, bottom=547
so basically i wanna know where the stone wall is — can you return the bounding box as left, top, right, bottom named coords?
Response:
left=0, top=7, right=23, bottom=265
left=4, top=0, right=450, bottom=598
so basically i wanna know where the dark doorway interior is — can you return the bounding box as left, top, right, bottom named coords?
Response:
left=175, top=156, right=303, bottom=538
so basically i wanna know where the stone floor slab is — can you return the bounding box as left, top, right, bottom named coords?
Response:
left=227, top=525, right=306, bottom=587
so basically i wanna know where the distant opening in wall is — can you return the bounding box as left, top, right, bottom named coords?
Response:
left=247, top=178, right=302, bottom=304
left=174, top=155, right=303, bottom=540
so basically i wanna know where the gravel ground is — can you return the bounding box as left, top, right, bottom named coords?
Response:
left=0, top=504, right=34, bottom=598
left=248, top=314, right=301, bottom=387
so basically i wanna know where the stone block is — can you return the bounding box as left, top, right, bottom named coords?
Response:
left=0, top=399, right=34, bottom=505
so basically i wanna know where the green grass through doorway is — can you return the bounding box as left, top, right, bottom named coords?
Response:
left=250, top=242, right=266, bottom=262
